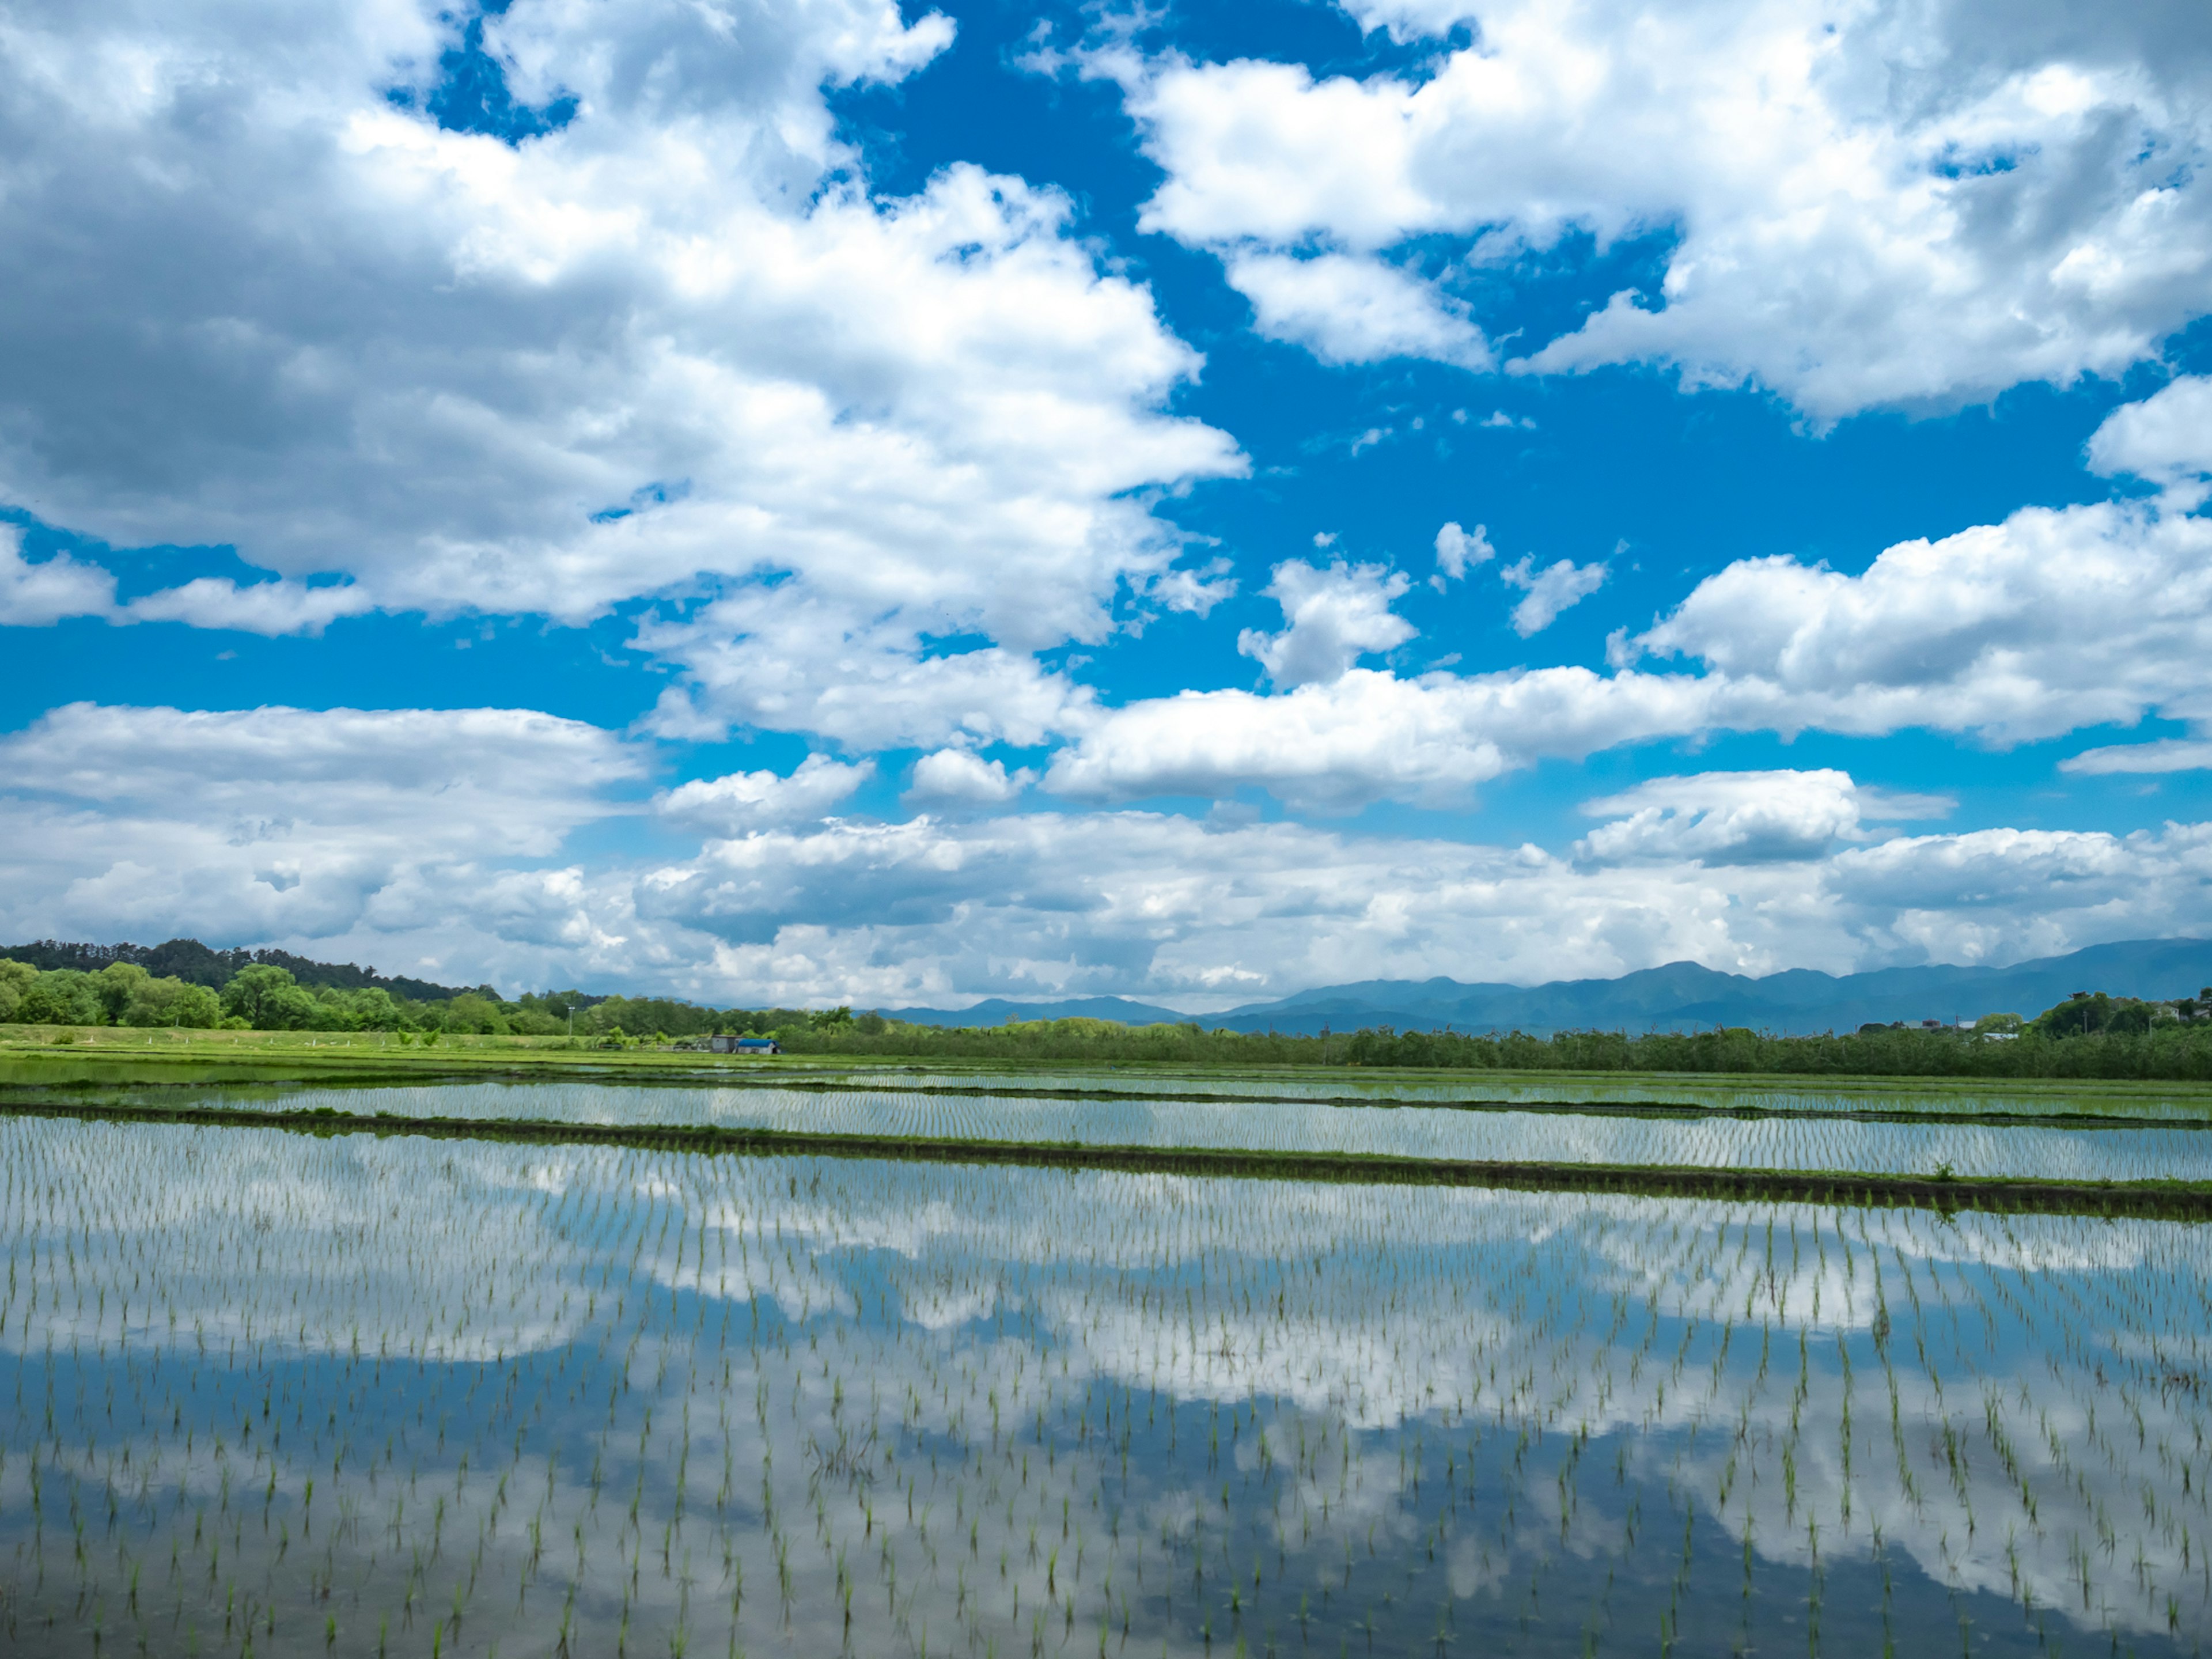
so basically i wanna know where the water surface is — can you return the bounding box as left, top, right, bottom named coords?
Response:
left=163, top=1077, right=2212, bottom=1183
left=2, top=1115, right=2205, bottom=1656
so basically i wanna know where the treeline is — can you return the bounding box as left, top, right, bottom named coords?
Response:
left=9, top=934, right=2211, bottom=1078
left=0, top=938, right=472, bottom=1001
left=0, top=959, right=483, bottom=1033
left=771, top=994, right=2212, bottom=1080
left=0, top=956, right=861, bottom=1039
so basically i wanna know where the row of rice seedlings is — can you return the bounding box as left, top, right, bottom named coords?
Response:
left=0, top=1116, right=2206, bottom=1655
left=841, top=1066, right=2212, bottom=1124
left=227, top=1080, right=2207, bottom=1184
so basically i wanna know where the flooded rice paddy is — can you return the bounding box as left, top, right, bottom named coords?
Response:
left=838, top=1067, right=2212, bottom=1123
left=147, top=1077, right=2212, bottom=1185
left=2, top=1103, right=2209, bottom=1657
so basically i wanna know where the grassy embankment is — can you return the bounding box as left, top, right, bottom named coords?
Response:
left=5, top=1022, right=2212, bottom=1119
left=5, top=1024, right=2212, bottom=1218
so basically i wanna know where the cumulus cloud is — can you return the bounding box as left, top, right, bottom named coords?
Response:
left=1046, top=666, right=1717, bottom=810
left=634, top=590, right=1093, bottom=750
left=2087, top=374, right=2212, bottom=507
left=629, top=809, right=2212, bottom=1006
left=654, top=754, right=873, bottom=835
left=0, top=703, right=642, bottom=978
left=1574, top=770, right=1953, bottom=866
left=1236, top=559, right=1416, bottom=687
left=1048, top=426, right=2212, bottom=812
left=0, top=529, right=113, bottom=626
left=904, top=748, right=1035, bottom=805
left=1631, top=498, right=2212, bottom=742
left=1432, top=520, right=1491, bottom=582
left=0, top=0, right=1240, bottom=743
left=2, top=705, right=2203, bottom=1002
left=1101, top=0, right=2212, bottom=416
left=1224, top=251, right=1490, bottom=368
left=1498, top=554, right=1606, bottom=636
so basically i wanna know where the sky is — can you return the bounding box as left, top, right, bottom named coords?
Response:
left=2, top=0, right=2211, bottom=1009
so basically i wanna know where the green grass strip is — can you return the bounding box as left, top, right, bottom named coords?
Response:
left=9, top=1094, right=2210, bottom=1221
left=6, top=1054, right=2207, bottom=1128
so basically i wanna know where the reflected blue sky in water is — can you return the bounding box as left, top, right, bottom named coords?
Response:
left=2, top=1118, right=2206, bottom=1655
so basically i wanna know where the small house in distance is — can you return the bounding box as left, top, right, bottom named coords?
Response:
left=709, top=1035, right=781, bottom=1055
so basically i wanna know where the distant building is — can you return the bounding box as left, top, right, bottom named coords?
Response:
left=709, top=1035, right=781, bottom=1055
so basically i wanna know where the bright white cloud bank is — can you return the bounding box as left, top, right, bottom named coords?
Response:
left=0, top=0, right=1238, bottom=737
left=0, top=703, right=643, bottom=968
left=2, top=704, right=2205, bottom=1003
left=1573, top=770, right=1952, bottom=866
left=1098, top=0, right=2212, bottom=418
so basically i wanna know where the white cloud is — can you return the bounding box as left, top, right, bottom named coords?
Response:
left=1045, top=450, right=2212, bottom=813
left=904, top=748, right=1034, bottom=805
left=1498, top=553, right=1606, bottom=635
left=628, top=809, right=2212, bottom=1006
left=122, top=577, right=376, bottom=636
left=0, top=528, right=113, bottom=626
left=1, top=702, right=637, bottom=828
left=1236, top=558, right=1416, bottom=687
left=1432, top=520, right=1492, bottom=581
left=0, top=0, right=1240, bottom=744
left=0, top=528, right=378, bottom=636
left=1141, top=556, right=1238, bottom=616
left=1046, top=666, right=1717, bottom=810
left=634, top=587, right=1095, bottom=750
left=1827, top=824, right=2152, bottom=921
left=654, top=754, right=873, bottom=835
left=1631, top=497, right=2212, bottom=742
left=0, top=703, right=641, bottom=975
left=1101, top=1, right=2212, bottom=417
left=2060, top=738, right=2212, bottom=775
left=1045, top=400, right=2212, bottom=815
left=1575, top=769, right=1953, bottom=866
left=2, top=705, right=2205, bottom=1003
left=2086, top=373, right=2212, bottom=507
left=1224, top=250, right=1490, bottom=368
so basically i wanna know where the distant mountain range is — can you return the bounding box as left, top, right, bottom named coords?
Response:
left=888, top=938, right=2212, bottom=1037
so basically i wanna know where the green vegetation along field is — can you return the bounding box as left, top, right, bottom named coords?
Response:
left=9, top=944, right=2212, bottom=1080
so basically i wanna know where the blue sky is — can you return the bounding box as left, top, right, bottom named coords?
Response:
left=2, top=0, right=2211, bottom=1006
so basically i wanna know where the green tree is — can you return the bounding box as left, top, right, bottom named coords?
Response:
left=2030, top=992, right=2161, bottom=1038
left=328, top=987, right=406, bottom=1031
left=0, top=959, right=38, bottom=1023
left=220, top=964, right=321, bottom=1031
left=437, top=993, right=509, bottom=1035
left=93, top=961, right=153, bottom=1022
left=20, top=969, right=103, bottom=1027
left=120, top=975, right=222, bottom=1028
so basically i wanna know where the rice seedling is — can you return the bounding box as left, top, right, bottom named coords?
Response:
left=28, top=1075, right=2212, bottom=1190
